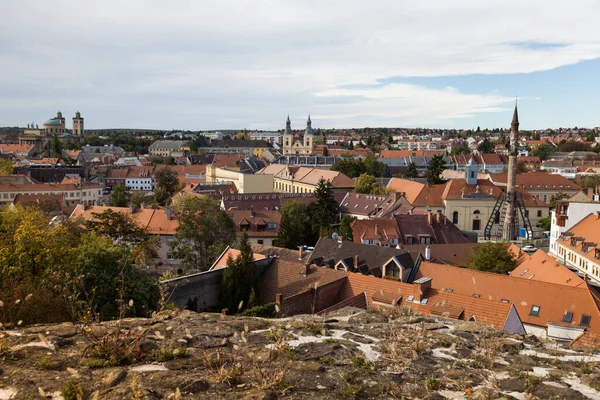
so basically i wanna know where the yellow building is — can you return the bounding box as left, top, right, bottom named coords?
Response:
left=19, top=111, right=84, bottom=149
left=206, top=165, right=274, bottom=194
left=256, top=164, right=355, bottom=193
left=282, top=115, right=316, bottom=155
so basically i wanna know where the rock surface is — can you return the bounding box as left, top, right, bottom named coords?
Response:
left=1, top=307, right=599, bottom=399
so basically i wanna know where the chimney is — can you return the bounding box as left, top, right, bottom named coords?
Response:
left=413, top=277, right=432, bottom=302
left=436, top=211, right=442, bottom=223
left=165, top=206, right=172, bottom=221
left=354, top=255, right=359, bottom=270
left=129, top=204, right=136, bottom=215
left=250, top=206, right=255, bottom=218
left=425, top=245, right=431, bottom=261
left=298, top=245, right=304, bottom=261
left=427, top=212, right=433, bottom=225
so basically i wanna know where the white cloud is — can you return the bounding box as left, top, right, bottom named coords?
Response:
left=0, top=0, right=599, bottom=128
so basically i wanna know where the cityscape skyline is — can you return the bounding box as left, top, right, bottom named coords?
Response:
left=1, top=1, right=600, bottom=130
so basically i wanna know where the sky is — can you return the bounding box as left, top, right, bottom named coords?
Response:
left=1, top=0, right=600, bottom=131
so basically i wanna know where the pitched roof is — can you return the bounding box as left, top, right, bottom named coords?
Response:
left=0, top=144, right=34, bottom=154
left=209, top=247, right=266, bottom=271
left=227, top=209, right=281, bottom=237
left=488, top=171, right=582, bottom=191
left=401, top=243, right=479, bottom=267
left=414, top=261, right=600, bottom=334
left=250, top=243, right=311, bottom=263
left=510, top=250, right=586, bottom=288
left=386, top=178, right=425, bottom=204
left=351, top=218, right=400, bottom=245
left=440, top=178, right=548, bottom=207
left=507, top=243, right=530, bottom=266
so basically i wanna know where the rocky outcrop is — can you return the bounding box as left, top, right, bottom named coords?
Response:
left=1, top=307, right=600, bottom=399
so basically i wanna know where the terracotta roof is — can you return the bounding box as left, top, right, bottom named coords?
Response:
left=12, top=194, right=65, bottom=206
left=507, top=243, right=530, bottom=266
left=106, top=168, right=129, bottom=179
left=258, top=259, right=348, bottom=306
left=60, top=176, right=81, bottom=185
left=351, top=218, right=401, bottom=245
left=0, top=144, right=34, bottom=154
left=70, top=205, right=179, bottom=235
left=511, top=250, right=586, bottom=288
left=386, top=178, right=425, bottom=204
left=228, top=209, right=281, bottom=237
left=569, top=331, right=600, bottom=349
left=250, top=243, right=311, bottom=263
left=337, top=272, right=513, bottom=330
left=488, top=171, right=582, bottom=191
left=317, top=292, right=368, bottom=315
left=401, top=243, right=479, bottom=267
left=415, top=261, right=600, bottom=334
left=440, top=178, right=549, bottom=207
left=380, top=150, right=444, bottom=158
left=126, top=166, right=154, bottom=178
left=556, top=212, right=600, bottom=262
left=0, top=182, right=102, bottom=193
left=340, top=192, right=393, bottom=217
left=209, top=247, right=266, bottom=271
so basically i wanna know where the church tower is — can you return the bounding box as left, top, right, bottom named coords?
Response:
left=56, top=111, right=65, bottom=131
left=303, top=115, right=314, bottom=151
left=283, top=115, right=293, bottom=154
left=465, top=156, right=478, bottom=185
left=72, top=111, right=84, bottom=137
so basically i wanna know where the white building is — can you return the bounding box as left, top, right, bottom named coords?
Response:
left=550, top=197, right=600, bottom=256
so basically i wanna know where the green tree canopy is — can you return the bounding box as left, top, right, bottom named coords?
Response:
left=477, top=138, right=494, bottom=154
left=426, top=155, right=447, bottom=185
left=154, top=166, right=180, bottom=205
left=276, top=199, right=310, bottom=249
left=339, top=215, right=354, bottom=242
left=531, top=144, right=554, bottom=161
left=537, top=215, right=551, bottom=231
left=170, top=195, right=236, bottom=272
left=109, top=184, right=129, bottom=207
left=404, top=162, right=418, bottom=178
left=465, top=243, right=517, bottom=275
left=0, top=159, right=14, bottom=174
left=308, top=178, right=341, bottom=239
left=220, top=232, right=257, bottom=313
left=353, top=173, right=390, bottom=195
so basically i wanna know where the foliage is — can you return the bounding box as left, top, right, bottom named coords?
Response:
left=129, top=190, right=151, bottom=208
left=353, top=173, right=390, bottom=195
left=339, top=215, right=354, bottom=242
left=516, top=159, right=528, bottom=174
left=0, top=159, right=14, bottom=174
left=308, top=178, right=340, bottom=239
left=576, top=174, right=600, bottom=189
left=109, top=184, right=129, bottom=207
left=276, top=199, right=310, bottom=249
left=477, top=138, right=494, bottom=154
left=531, top=144, right=553, bottom=161
left=465, top=243, right=517, bottom=275
left=426, top=155, right=446, bottom=184
left=154, top=166, right=180, bottom=205
left=170, top=194, right=236, bottom=272
left=450, top=143, right=470, bottom=155
left=85, top=209, right=149, bottom=245
left=220, top=232, right=257, bottom=313
left=322, top=146, right=329, bottom=156
left=238, top=303, right=277, bottom=318
left=557, top=140, right=591, bottom=152
left=404, top=162, right=418, bottom=178
left=51, top=134, right=63, bottom=158
left=537, top=215, right=551, bottom=231
left=331, top=154, right=386, bottom=178
left=61, top=380, right=85, bottom=400
left=549, top=190, right=569, bottom=208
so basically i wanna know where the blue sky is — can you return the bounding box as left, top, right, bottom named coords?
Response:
left=1, top=1, right=599, bottom=131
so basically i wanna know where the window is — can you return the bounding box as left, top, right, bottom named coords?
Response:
left=580, top=314, right=591, bottom=326
left=452, top=211, right=459, bottom=224
left=563, top=312, right=573, bottom=323
left=537, top=210, right=542, bottom=217
left=501, top=299, right=509, bottom=303
left=420, top=298, right=428, bottom=305
left=473, top=210, right=480, bottom=215
left=406, top=295, right=414, bottom=302
left=257, top=240, right=264, bottom=245
left=419, top=236, right=431, bottom=244
left=473, top=294, right=480, bottom=298
left=530, top=305, right=540, bottom=317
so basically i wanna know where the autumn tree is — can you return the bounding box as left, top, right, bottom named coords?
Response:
left=353, top=173, right=390, bottom=195
left=170, top=195, right=236, bottom=272
left=276, top=200, right=310, bottom=249
left=465, top=243, right=517, bottom=275
left=0, top=159, right=14, bottom=174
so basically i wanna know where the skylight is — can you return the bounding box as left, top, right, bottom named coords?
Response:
left=501, top=299, right=509, bottom=303
left=519, top=269, right=529, bottom=276
left=530, top=305, right=540, bottom=317
left=420, top=298, right=428, bottom=305
left=562, top=311, right=573, bottom=323
left=473, top=294, right=480, bottom=298
left=407, top=295, right=414, bottom=302
left=580, top=314, right=591, bottom=326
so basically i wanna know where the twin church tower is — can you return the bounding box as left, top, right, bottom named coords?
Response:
left=282, top=115, right=316, bottom=155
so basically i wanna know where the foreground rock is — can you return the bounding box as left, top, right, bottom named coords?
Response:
left=1, top=308, right=599, bottom=399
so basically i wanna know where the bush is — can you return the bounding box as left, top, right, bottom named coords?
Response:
left=238, top=303, right=277, bottom=318
left=62, top=380, right=85, bottom=400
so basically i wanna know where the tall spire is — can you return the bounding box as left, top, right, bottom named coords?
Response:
left=305, top=114, right=314, bottom=136
left=284, top=115, right=292, bottom=135
left=511, top=102, right=519, bottom=130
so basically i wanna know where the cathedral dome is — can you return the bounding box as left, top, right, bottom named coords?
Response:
left=43, top=119, right=61, bottom=127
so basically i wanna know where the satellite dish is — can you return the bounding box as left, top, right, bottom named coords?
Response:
left=331, top=232, right=339, bottom=240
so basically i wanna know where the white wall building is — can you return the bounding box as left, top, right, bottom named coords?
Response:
left=550, top=199, right=600, bottom=256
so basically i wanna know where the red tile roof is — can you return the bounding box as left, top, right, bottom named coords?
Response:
left=488, top=171, right=582, bottom=191
left=209, top=247, right=266, bottom=271
left=511, top=250, right=586, bottom=288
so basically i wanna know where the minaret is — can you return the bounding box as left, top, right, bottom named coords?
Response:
left=502, top=104, right=519, bottom=241
left=72, top=111, right=84, bottom=138
left=283, top=115, right=293, bottom=154
left=303, top=114, right=314, bottom=152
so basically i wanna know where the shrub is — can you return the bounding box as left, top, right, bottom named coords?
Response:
left=35, top=359, right=59, bottom=370
left=320, top=356, right=335, bottom=365
left=62, top=380, right=85, bottom=400
left=425, top=377, right=440, bottom=391
left=238, top=303, right=276, bottom=318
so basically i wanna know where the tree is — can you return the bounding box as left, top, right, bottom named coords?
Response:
left=537, top=215, right=551, bottom=231
left=339, top=215, right=354, bottom=242
left=363, top=153, right=385, bottom=177
left=154, top=166, right=180, bottom=206
left=465, top=243, right=517, bottom=274
left=170, top=195, right=236, bottom=272
left=0, top=159, right=14, bottom=174
left=85, top=209, right=148, bottom=245
left=549, top=190, right=569, bottom=208
left=308, top=178, right=340, bottom=239
left=477, top=138, right=494, bottom=154
left=516, top=159, right=528, bottom=174
left=322, top=146, right=329, bottom=157
left=276, top=200, right=309, bottom=249
left=426, top=155, right=446, bottom=184
left=532, top=144, right=553, bottom=161
left=51, top=134, right=63, bottom=158
left=331, top=159, right=366, bottom=178
left=220, top=232, right=257, bottom=313
left=354, top=173, right=378, bottom=194
left=109, top=184, right=129, bottom=207
left=130, top=190, right=150, bottom=208
left=405, top=162, right=418, bottom=178
left=450, top=144, right=470, bottom=155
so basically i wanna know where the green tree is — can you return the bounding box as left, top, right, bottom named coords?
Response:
left=353, top=173, right=378, bottom=194
left=308, top=178, right=340, bottom=239
left=477, top=138, right=494, bottom=154
left=465, top=243, right=517, bottom=275
left=450, top=144, right=470, bottom=155
left=405, top=162, right=418, bottom=178
left=154, top=166, right=180, bottom=206
left=0, top=159, right=14, bottom=174
left=426, top=155, right=446, bottom=185
left=220, top=232, right=257, bottom=313
left=331, top=159, right=366, bottom=178
left=276, top=200, right=310, bottom=249
left=549, top=190, right=569, bottom=208
left=51, top=134, right=63, bottom=158
left=532, top=144, right=553, bottom=161
left=170, top=195, right=236, bottom=272
left=129, top=190, right=150, bottom=208
left=109, top=184, right=129, bottom=207
left=339, top=215, right=354, bottom=242
left=363, top=153, right=385, bottom=177
left=537, top=215, right=551, bottom=231
left=322, top=146, right=329, bottom=157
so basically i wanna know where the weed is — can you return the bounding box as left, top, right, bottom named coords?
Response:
left=547, top=373, right=562, bottom=382
left=201, top=350, right=245, bottom=385
left=61, top=380, right=85, bottom=400
left=524, top=375, right=540, bottom=392
left=81, top=358, right=105, bottom=369
left=131, top=373, right=143, bottom=400
left=281, top=344, right=298, bottom=360
left=437, top=338, right=453, bottom=348
left=340, top=384, right=362, bottom=398
left=324, top=338, right=339, bottom=344
left=351, top=355, right=375, bottom=372
left=320, top=356, right=335, bottom=365
left=425, top=376, right=440, bottom=391
left=251, top=359, right=292, bottom=394
left=35, top=359, right=59, bottom=370
left=267, top=328, right=284, bottom=342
